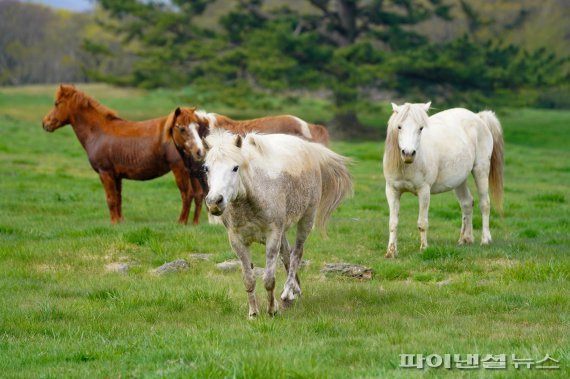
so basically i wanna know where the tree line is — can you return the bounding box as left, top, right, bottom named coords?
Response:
left=1, top=0, right=568, bottom=135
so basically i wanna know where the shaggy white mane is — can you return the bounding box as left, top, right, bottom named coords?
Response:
left=205, top=129, right=323, bottom=178
left=387, top=103, right=430, bottom=132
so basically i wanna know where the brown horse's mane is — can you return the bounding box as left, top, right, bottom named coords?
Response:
left=59, top=86, right=122, bottom=120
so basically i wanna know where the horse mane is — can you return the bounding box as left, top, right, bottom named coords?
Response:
left=58, top=85, right=121, bottom=120
left=384, top=103, right=429, bottom=172
left=194, top=109, right=219, bottom=127
left=244, top=133, right=317, bottom=176
left=204, top=129, right=245, bottom=165
left=206, top=129, right=320, bottom=178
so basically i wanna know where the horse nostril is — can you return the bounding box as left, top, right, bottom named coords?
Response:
left=216, top=195, right=224, bottom=205
left=412, top=150, right=416, bottom=156
left=401, top=149, right=405, bottom=155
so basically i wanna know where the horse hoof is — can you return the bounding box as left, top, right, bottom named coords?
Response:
left=248, top=312, right=258, bottom=320
left=458, top=237, right=473, bottom=245
left=385, top=244, right=398, bottom=258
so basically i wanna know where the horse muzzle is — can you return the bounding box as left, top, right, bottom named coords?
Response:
left=42, top=118, right=60, bottom=132
left=205, top=194, right=226, bottom=216
left=192, top=148, right=205, bottom=162
left=401, top=149, right=416, bottom=164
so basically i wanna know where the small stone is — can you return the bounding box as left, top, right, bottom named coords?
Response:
left=216, top=260, right=241, bottom=271
left=153, top=259, right=189, bottom=275
left=321, top=263, right=374, bottom=280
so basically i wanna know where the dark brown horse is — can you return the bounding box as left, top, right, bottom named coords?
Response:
left=41, top=85, right=205, bottom=224
left=166, top=107, right=330, bottom=162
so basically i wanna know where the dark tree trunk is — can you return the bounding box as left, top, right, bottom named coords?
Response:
left=327, top=89, right=379, bottom=139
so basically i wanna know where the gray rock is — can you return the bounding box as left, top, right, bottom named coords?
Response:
left=153, top=259, right=189, bottom=275
left=321, top=263, right=374, bottom=280
left=216, top=260, right=241, bottom=271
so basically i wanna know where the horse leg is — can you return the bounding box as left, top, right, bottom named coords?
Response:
left=171, top=164, right=192, bottom=224
left=417, top=185, right=431, bottom=250
left=98, top=171, right=122, bottom=224
left=229, top=234, right=258, bottom=318
left=281, top=214, right=313, bottom=302
left=190, top=176, right=204, bottom=225
left=116, top=178, right=123, bottom=222
left=385, top=185, right=401, bottom=258
left=279, top=233, right=300, bottom=287
left=454, top=180, right=474, bottom=245
left=264, top=229, right=283, bottom=316
left=473, top=163, right=492, bottom=244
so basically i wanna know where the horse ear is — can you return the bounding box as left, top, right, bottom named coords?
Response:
left=391, top=103, right=400, bottom=113
left=423, top=102, right=431, bottom=112
left=235, top=135, right=242, bottom=148
left=163, top=108, right=180, bottom=139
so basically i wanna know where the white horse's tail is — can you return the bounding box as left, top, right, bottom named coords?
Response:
left=315, top=148, right=353, bottom=232
left=478, top=111, right=504, bottom=214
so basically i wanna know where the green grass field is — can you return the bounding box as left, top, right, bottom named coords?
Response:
left=0, top=84, right=568, bottom=378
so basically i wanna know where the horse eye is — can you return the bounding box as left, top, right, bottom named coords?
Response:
left=203, top=166, right=209, bottom=173
left=232, top=165, right=239, bottom=172
left=398, top=126, right=402, bottom=130
left=420, top=127, right=424, bottom=132
left=54, top=101, right=58, bottom=107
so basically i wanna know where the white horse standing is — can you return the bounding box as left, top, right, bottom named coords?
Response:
left=203, top=130, right=352, bottom=317
left=383, top=102, right=504, bottom=258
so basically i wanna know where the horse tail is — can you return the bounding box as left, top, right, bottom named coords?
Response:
left=315, top=148, right=353, bottom=233
left=309, top=124, right=330, bottom=146
left=478, top=110, right=504, bottom=214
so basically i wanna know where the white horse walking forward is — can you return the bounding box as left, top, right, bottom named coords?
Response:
left=383, top=102, right=504, bottom=258
left=203, top=130, right=352, bottom=317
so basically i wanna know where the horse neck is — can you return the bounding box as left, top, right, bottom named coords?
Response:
left=215, top=115, right=245, bottom=133
left=68, top=106, right=114, bottom=148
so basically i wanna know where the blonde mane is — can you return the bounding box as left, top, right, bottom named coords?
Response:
left=204, top=129, right=245, bottom=166
left=205, top=130, right=327, bottom=179
left=384, top=103, right=429, bottom=172
left=58, top=86, right=121, bottom=120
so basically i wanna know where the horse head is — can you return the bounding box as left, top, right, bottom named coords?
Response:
left=166, top=106, right=210, bottom=161
left=203, top=130, right=245, bottom=216
left=42, top=84, right=77, bottom=132
left=389, top=102, right=431, bottom=164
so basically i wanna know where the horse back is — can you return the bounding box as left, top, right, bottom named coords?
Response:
left=86, top=117, right=181, bottom=180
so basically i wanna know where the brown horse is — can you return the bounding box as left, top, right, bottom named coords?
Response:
left=166, top=107, right=330, bottom=161
left=41, top=84, right=205, bottom=224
